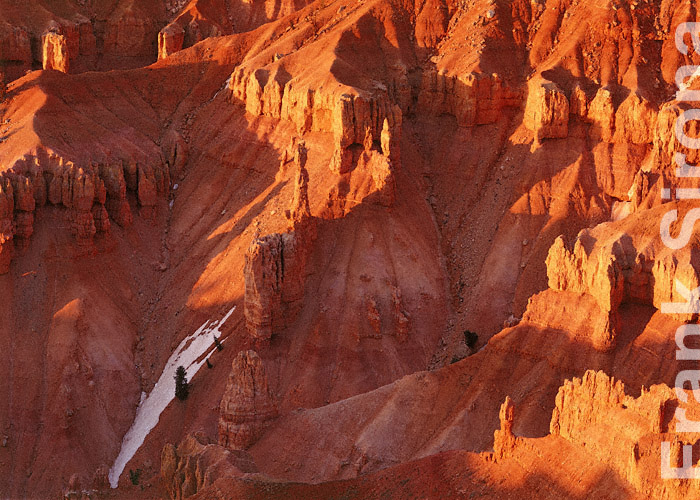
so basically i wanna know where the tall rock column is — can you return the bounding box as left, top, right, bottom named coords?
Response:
left=493, top=396, right=518, bottom=460
left=285, top=141, right=311, bottom=227
left=158, top=24, right=185, bottom=60
left=243, top=233, right=287, bottom=341
left=244, top=141, right=315, bottom=341
left=218, top=350, right=277, bottom=450
left=42, top=30, right=69, bottom=73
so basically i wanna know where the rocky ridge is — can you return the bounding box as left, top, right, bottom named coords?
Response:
left=0, top=149, right=170, bottom=274
left=1, top=0, right=700, bottom=498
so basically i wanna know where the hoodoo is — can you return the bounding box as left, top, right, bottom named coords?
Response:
left=1, top=1, right=700, bottom=499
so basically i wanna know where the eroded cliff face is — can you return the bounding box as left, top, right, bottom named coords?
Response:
left=0, top=0, right=179, bottom=78
left=161, top=433, right=257, bottom=500
left=0, top=150, right=170, bottom=274
left=2, top=0, right=700, bottom=498
left=550, top=371, right=700, bottom=499
left=525, top=199, right=700, bottom=354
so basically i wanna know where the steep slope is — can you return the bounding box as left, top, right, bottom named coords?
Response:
left=0, top=0, right=699, bottom=498
left=0, top=0, right=181, bottom=78
left=158, top=0, right=315, bottom=59
left=183, top=370, right=697, bottom=499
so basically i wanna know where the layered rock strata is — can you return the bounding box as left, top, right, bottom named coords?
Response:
left=218, top=350, right=278, bottom=451
left=416, top=69, right=522, bottom=127
left=162, top=433, right=257, bottom=500
left=524, top=78, right=569, bottom=141
left=542, top=206, right=700, bottom=350
left=42, top=29, right=69, bottom=73
left=549, top=370, right=700, bottom=498
left=0, top=150, right=170, bottom=274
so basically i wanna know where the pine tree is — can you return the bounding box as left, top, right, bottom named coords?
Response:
left=464, top=330, right=478, bottom=349
left=174, top=366, right=189, bottom=401
left=213, top=335, right=223, bottom=352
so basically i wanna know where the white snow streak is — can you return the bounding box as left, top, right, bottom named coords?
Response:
left=108, top=306, right=236, bottom=488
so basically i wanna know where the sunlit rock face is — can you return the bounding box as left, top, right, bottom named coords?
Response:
left=2, top=0, right=700, bottom=498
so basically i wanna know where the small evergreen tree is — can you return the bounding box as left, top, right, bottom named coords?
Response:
left=464, top=330, right=478, bottom=349
left=213, top=335, right=223, bottom=352
left=174, top=366, right=189, bottom=401
left=128, top=468, right=142, bottom=486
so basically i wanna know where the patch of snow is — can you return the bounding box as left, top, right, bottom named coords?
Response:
left=108, top=306, right=236, bottom=488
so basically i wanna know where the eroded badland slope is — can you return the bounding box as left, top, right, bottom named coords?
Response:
left=1, top=0, right=700, bottom=498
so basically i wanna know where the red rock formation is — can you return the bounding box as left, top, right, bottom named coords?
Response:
left=416, top=70, right=522, bottom=127
left=524, top=79, right=569, bottom=141
left=244, top=233, right=291, bottom=340
left=245, top=142, right=314, bottom=340
left=218, top=351, right=278, bottom=451
left=569, top=84, right=588, bottom=118
left=161, top=433, right=257, bottom=500
left=0, top=1, right=175, bottom=78
left=158, top=0, right=314, bottom=59
left=158, top=23, right=185, bottom=60
left=228, top=70, right=406, bottom=177
left=614, top=92, right=658, bottom=145
left=550, top=371, right=663, bottom=438
left=493, top=396, right=518, bottom=461
left=285, top=141, right=311, bottom=227
left=3, top=0, right=700, bottom=498
left=543, top=201, right=700, bottom=337
left=587, top=87, right=616, bottom=142
left=42, top=30, right=69, bottom=73
left=549, top=370, right=700, bottom=498
left=0, top=23, right=31, bottom=81
left=0, top=149, right=170, bottom=274
left=543, top=235, right=622, bottom=350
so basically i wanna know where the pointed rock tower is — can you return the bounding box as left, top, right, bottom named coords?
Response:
left=218, top=350, right=277, bottom=450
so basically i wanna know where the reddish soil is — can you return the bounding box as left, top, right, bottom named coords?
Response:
left=1, top=0, right=699, bottom=499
